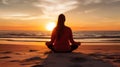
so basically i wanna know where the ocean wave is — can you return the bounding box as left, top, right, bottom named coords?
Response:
left=0, top=31, right=120, bottom=39
left=0, top=38, right=120, bottom=43
left=0, top=34, right=120, bottom=39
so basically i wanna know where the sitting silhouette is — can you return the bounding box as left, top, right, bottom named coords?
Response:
left=46, top=14, right=80, bottom=52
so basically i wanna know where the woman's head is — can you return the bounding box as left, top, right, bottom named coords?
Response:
left=57, top=14, right=66, bottom=27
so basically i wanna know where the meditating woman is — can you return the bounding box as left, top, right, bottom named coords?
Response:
left=46, top=14, right=80, bottom=52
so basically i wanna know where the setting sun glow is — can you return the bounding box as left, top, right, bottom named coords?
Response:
left=46, top=22, right=56, bottom=31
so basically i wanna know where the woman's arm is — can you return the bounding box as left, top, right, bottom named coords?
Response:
left=69, top=28, right=75, bottom=44
left=46, top=28, right=56, bottom=45
left=50, top=28, right=56, bottom=44
left=69, top=28, right=80, bottom=45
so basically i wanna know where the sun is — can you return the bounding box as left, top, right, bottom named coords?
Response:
left=46, top=22, right=56, bottom=31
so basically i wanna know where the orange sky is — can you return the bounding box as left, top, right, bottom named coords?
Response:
left=0, top=23, right=119, bottom=31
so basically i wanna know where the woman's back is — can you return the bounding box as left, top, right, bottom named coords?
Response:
left=53, top=26, right=72, bottom=51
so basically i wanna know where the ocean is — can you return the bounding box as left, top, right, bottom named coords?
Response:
left=0, top=30, right=120, bottom=45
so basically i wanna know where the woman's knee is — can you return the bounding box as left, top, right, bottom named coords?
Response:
left=71, top=45, right=78, bottom=48
left=71, top=45, right=78, bottom=51
left=45, top=42, right=49, bottom=46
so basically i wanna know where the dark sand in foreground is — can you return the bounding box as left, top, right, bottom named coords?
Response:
left=0, top=43, right=120, bottom=67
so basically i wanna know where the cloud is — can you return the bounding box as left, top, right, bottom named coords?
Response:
left=0, top=0, right=43, bottom=20
left=81, top=0, right=120, bottom=5
left=0, top=0, right=120, bottom=20
left=0, top=16, right=40, bottom=20
left=0, top=12, right=42, bottom=20
left=84, top=9, right=98, bottom=14
left=1, top=0, right=8, bottom=5
left=0, top=0, right=79, bottom=20
left=82, top=0, right=102, bottom=5
left=1, top=0, right=34, bottom=5
left=34, top=0, right=78, bottom=19
left=76, top=0, right=120, bottom=12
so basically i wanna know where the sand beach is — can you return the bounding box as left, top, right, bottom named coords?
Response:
left=0, top=43, right=120, bottom=67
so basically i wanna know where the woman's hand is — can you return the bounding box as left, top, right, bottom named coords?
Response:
left=46, top=41, right=52, bottom=46
left=74, top=42, right=81, bottom=46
